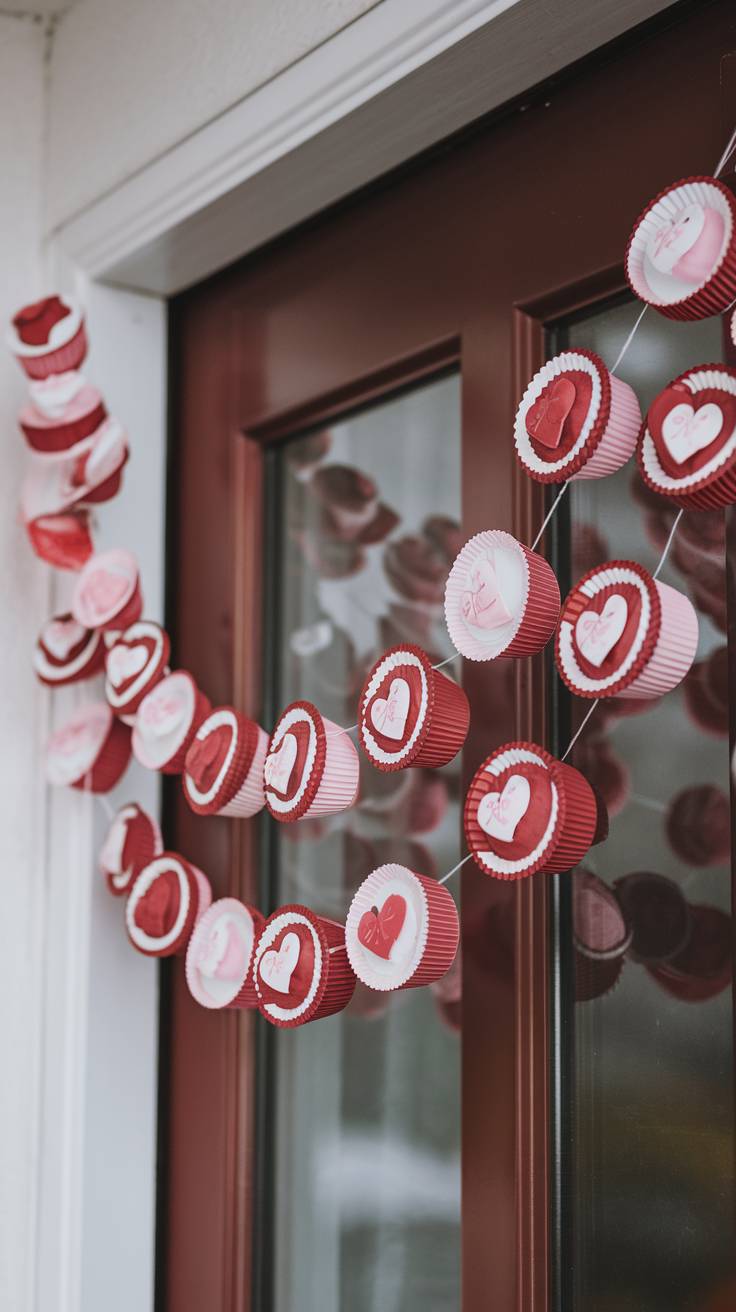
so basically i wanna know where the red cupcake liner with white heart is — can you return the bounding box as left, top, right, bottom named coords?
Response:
left=133, top=672, right=212, bottom=775
left=105, top=621, right=171, bottom=717
left=444, top=530, right=560, bottom=662
left=345, top=864, right=459, bottom=992
left=125, top=852, right=211, bottom=957
left=185, top=898, right=265, bottom=1009
left=463, top=741, right=599, bottom=880
left=99, top=802, right=163, bottom=897
left=638, top=364, right=736, bottom=510
left=556, top=560, right=699, bottom=700
left=264, top=701, right=360, bottom=822
left=358, top=644, right=469, bottom=773
left=253, top=904, right=356, bottom=1027
left=625, top=176, right=736, bottom=321
left=514, top=350, right=641, bottom=484
left=45, top=702, right=132, bottom=794
left=20, top=392, right=107, bottom=454
left=183, top=707, right=268, bottom=816
left=33, top=612, right=106, bottom=687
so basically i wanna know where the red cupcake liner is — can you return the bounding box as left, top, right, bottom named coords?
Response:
left=98, top=580, right=143, bottom=633
left=104, top=805, right=163, bottom=897
left=625, top=176, right=736, bottom=321
left=20, top=398, right=107, bottom=454
left=405, top=874, right=459, bottom=988
left=126, top=855, right=201, bottom=958
left=255, top=905, right=356, bottom=1027
left=73, top=717, right=132, bottom=794
left=637, top=363, right=736, bottom=509
left=504, top=545, right=561, bottom=657
left=358, top=644, right=469, bottom=772
left=19, top=324, right=88, bottom=380
left=160, top=688, right=212, bottom=775
left=544, top=760, right=599, bottom=874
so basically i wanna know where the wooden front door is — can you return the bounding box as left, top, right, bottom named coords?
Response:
left=163, top=4, right=736, bottom=1309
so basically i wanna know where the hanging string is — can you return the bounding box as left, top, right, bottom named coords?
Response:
left=609, top=303, right=648, bottom=375
left=432, top=653, right=459, bottom=672
left=438, top=853, right=473, bottom=886
left=96, top=792, right=114, bottom=821
left=652, top=508, right=684, bottom=579
left=530, top=481, right=571, bottom=551
left=560, top=699, right=601, bottom=762
left=714, top=123, right=736, bottom=178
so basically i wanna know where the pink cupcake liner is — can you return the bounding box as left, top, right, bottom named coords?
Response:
left=185, top=899, right=263, bottom=1009
left=573, top=374, right=642, bottom=481
left=306, top=719, right=360, bottom=817
left=623, top=581, right=699, bottom=699
left=625, top=176, right=736, bottom=321
left=220, top=726, right=269, bottom=817
left=444, top=530, right=560, bottom=662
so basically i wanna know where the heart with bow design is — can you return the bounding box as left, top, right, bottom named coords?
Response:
left=477, top=774, right=531, bottom=843
left=357, top=894, right=407, bottom=960
left=370, top=677, right=411, bottom=741
left=525, top=377, right=577, bottom=450
left=574, top=593, right=628, bottom=667
left=107, top=643, right=149, bottom=688
left=648, top=385, right=734, bottom=468
left=646, top=202, right=705, bottom=275
left=461, top=553, right=513, bottom=631
left=264, top=732, right=298, bottom=795
left=259, top=931, right=301, bottom=994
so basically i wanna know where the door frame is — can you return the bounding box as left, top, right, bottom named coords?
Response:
left=38, top=3, right=734, bottom=1310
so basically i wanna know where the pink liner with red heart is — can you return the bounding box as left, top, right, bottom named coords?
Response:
left=185, top=897, right=265, bottom=1009
left=514, top=350, right=642, bottom=484
left=345, top=863, right=459, bottom=991
left=100, top=802, right=163, bottom=897
left=626, top=176, right=736, bottom=321
left=357, top=643, right=469, bottom=772
left=638, top=364, right=736, bottom=509
left=464, top=741, right=600, bottom=880
left=183, top=706, right=268, bottom=817
left=125, top=852, right=212, bottom=958
left=556, top=559, right=699, bottom=700
left=264, top=700, right=360, bottom=822
left=444, top=529, right=560, bottom=661
left=253, top=905, right=356, bottom=1028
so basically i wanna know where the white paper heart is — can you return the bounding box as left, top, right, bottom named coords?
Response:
left=370, top=677, right=411, bottom=741
left=575, top=594, right=628, bottom=668
left=477, top=774, right=531, bottom=843
left=139, top=690, right=185, bottom=737
left=461, top=553, right=513, bottom=631
left=107, top=643, right=148, bottom=688
left=259, top=931, right=300, bottom=994
left=44, top=618, right=86, bottom=661
left=646, top=202, right=705, bottom=274
left=264, top=732, right=298, bottom=794
left=660, top=401, right=723, bottom=465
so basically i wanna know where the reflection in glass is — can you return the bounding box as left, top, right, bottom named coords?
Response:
left=268, top=376, right=461, bottom=1312
left=558, top=302, right=734, bottom=1312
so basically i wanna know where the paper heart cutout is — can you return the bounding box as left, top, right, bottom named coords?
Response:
left=259, top=931, right=301, bottom=994
left=646, top=202, right=705, bottom=275
left=264, top=732, right=298, bottom=795
left=357, top=894, right=407, bottom=960
left=370, top=677, right=411, bottom=741
left=575, top=594, right=628, bottom=667
left=45, top=618, right=86, bottom=660
left=477, top=774, right=531, bottom=843
left=135, top=875, right=177, bottom=938
left=525, top=377, right=577, bottom=450
left=197, top=919, right=243, bottom=981
left=107, top=643, right=148, bottom=688
left=461, top=553, right=513, bottom=630
left=648, top=382, right=728, bottom=469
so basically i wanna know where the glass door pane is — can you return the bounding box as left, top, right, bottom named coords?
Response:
left=553, top=302, right=734, bottom=1312
left=264, top=374, right=462, bottom=1312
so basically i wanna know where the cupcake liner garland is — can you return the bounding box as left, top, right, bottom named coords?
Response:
left=345, top=864, right=459, bottom=992
left=358, top=644, right=469, bottom=772
left=556, top=560, right=699, bottom=700
left=514, top=349, right=642, bottom=483
left=638, top=364, right=736, bottom=509
left=133, top=670, right=211, bottom=774
left=264, top=700, right=359, bottom=821
left=464, top=742, right=600, bottom=879
left=99, top=802, right=163, bottom=897
left=625, top=176, right=736, bottom=320
left=186, top=898, right=265, bottom=1009
left=183, top=706, right=268, bottom=817
left=253, top=904, right=356, bottom=1027
left=444, top=530, right=560, bottom=661
left=33, top=612, right=106, bottom=687
left=126, top=852, right=212, bottom=958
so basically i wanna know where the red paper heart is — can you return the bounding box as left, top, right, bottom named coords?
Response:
left=186, top=726, right=230, bottom=791
left=357, top=894, right=407, bottom=960
left=526, top=378, right=577, bottom=450
left=26, top=511, right=94, bottom=571
left=135, top=872, right=179, bottom=938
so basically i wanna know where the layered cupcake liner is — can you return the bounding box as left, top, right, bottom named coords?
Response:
left=126, top=855, right=202, bottom=958
left=18, top=324, right=88, bottom=380
left=160, top=688, right=212, bottom=775
left=254, top=906, right=356, bottom=1027
left=73, top=717, right=132, bottom=794
left=625, top=177, right=736, bottom=321
left=98, top=581, right=143, bottom=633
left=572, top=373, right=641, bottom=481
left=444, top=530, right=560, bottom=661
left=622, top=581, right=698, bottom=699
left=358, top=644, right=469, bottom=772
left=105, top=626, right=171, bottom=718
left=543, top=762, right=599, bottom=874
left=185, top=900, right=264, bottom=1009
left=638, top=365, right=736, bottom=509
left=103, top=805, right=163, bottom=897
left=20, top=398, right=107, bottom=454
left=346, top=865, right=459, bottom=991
left=220, top=725, right=269, bottom=817
left=304, top=717, right=360, bottom=818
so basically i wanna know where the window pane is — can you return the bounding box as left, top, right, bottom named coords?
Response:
left=267, top=375, right=462, bottom=1312
left=558, top=303, right=734, bottom=1312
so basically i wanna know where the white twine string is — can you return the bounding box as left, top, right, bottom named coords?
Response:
left=438, top=853, right=473, bottom=886
left=714, top=123, right=736, bottom=178
left=609, top=304, right=648, bottom=376
left=530, top=481, right=571, bottom=551
left=95, top=791, right=114, bottom=820
left=432, top=653, right=459, bottom=671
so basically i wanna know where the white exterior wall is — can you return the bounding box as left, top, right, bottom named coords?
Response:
left=0, top=15, right=49, bottom=1312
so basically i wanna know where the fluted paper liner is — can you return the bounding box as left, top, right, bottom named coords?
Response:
left=253, top=904, right=356, bottom=1027
left=358, top=643, right=469, bottom=772
left=445, top=530, right=559, bottom=662
left=346, top=864, right=459, bottom=991
left=638, top=364, right=736, bottom=510
left=185, top=898, right=264, bottom=1009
